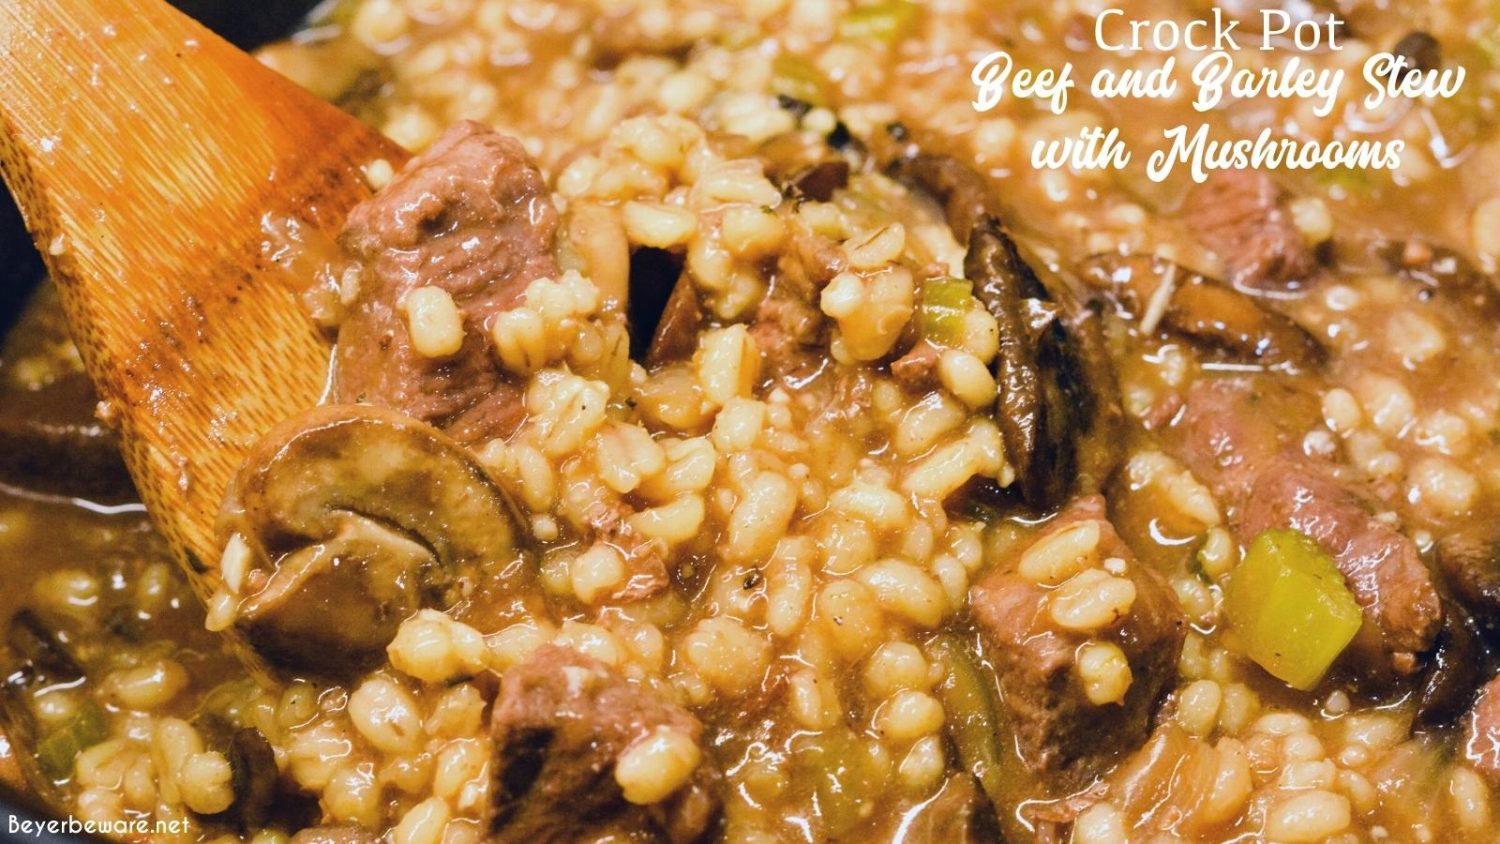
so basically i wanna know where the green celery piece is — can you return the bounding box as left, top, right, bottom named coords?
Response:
left=1225, top=529, right=1363, bottom=691
left=839, top=1, right=920, bottom=43
left=771, top=54, right=828, bottom=107
left=36, top=700, right=109, bottom=782
left=926, top=635, right=1006, bottom=808
left=798, top=728, right=882, bottom=837
left=918, top=277, right=972, bottom=346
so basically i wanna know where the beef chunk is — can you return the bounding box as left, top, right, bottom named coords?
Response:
left=490, top=645, right=720, bottom=843
left=337, top=121, right=558, bottom=444
left=746, top=286, right=826, bottom=383
left=577, top=496, right=670, bottom=600
left=1171, top=377, right=1322, bottom=499
left=1465, top=676, right=1500, bottom=784
left=1184, top=170, right=1316, bottom=293
left=1173, top=378, right=1443, bottom=683
left=969, top=497, right=1186, bottom=773
left=1437, top=525, right=1500, bottom=640
left=890, top=340, right=941, bottom=391
left=1239, top=462, right=1442, bottom=679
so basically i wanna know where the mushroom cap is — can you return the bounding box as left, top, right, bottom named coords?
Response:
left=218, top=404, right=528, bottom=672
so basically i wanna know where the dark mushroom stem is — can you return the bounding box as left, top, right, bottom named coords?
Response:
left=881, top=134, right=1122, bottom=509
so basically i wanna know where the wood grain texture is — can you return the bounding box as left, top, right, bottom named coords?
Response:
left=0, top=0, right=409, bottom=624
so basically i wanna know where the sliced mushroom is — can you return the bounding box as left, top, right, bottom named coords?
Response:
left=6, top=610, right=83, bottom=683
left=1392, top=31, right=1442, bottom=79
left=966, top=217, right=1081, bottom=509
left=1081, top=254, right=1324, bottom=369
left=759, top=131, right=851, bottom=202
left=1414, top=599, right=1486, bottom=727
left=192, top=714, right=280, bottom=828
left=884, top=145, right=997, bottom=242
left=645, top=271, right=703, bottom=367
left=219, top=404, right=529, bottom=672
left=880, top=135, right=1120, bottom=509
left=1181, top=169, right=1318, bottom=293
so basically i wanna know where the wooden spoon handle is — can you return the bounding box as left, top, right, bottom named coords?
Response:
left=0, top=0, right=406, bottom=617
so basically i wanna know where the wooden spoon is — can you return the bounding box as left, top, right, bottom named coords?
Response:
left=0, top=0, right=409, bottom=631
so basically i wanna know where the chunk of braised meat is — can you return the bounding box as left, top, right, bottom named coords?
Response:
left=1173, top=378, right=1443, bottom=683
left=890, top=340, right=941, bottom=391
left=776, top=215, right=845, bottom=298
left=745, top=218, right=842, bottom=384
left=1436, top=525, right=1500, bottom=641
left=1170, top=377, right=1322, bottom=498
left=747, top=290, right=826, bottom=383
left=336, top=124, right=671, bottom=601
left=576, top=496, right=672, bottom=601
left=1464, top=675, right=1500, bottom=784
left=1183, top=170, right=1317, bottom=293
left=490, top=645, right=721, bottom=843
left=337, top=121, right=558, bottom=444
left=969, top=497, right=1186, bottom=774
left=1239, top=462, right=1443, bottom=680
left=1081, top=254, right=1323, bottom=369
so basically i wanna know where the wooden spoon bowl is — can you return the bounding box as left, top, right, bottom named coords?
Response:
left=0, top=0, right=408, bottom=647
